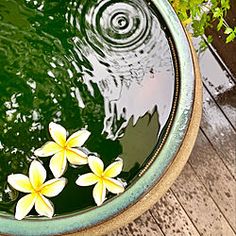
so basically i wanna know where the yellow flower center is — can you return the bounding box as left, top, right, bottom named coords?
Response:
left=62, top=144, right=70, bottom=152
left=100, top=173, right=106, bottom=181
left=33, top=187, right=42, bottom=194
left=64, top=144, right=70, bottom=151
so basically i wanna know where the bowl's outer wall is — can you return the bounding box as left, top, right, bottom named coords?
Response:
left=77, top=32, right=202, bottom=236
left=0, top=0, right=198, bottom=235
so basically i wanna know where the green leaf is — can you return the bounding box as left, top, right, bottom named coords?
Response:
left=199, top=40, right=208, bottom=51
left=224, top=27, right=233, bottom=34
left=168, top=0, right=235, bottom=45
left=226, top=32, right=235, bottom=43
left=221, top=0, right=230, bottom=11
left=217, top=19, right=223, bottom=31
left=207, top=35, right=213, bottom=44
left=213, top=7, right=222, bottom=18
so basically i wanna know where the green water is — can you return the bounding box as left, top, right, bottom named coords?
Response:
left=0, top=0, right=176, bottom=215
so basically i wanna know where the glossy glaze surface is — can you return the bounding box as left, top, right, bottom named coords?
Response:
left=0, top=0, right=195, bottom=235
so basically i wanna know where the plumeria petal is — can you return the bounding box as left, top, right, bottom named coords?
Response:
left=49, top=151, right=67, bottom=178
left=75, top=156, right=126, bottom=206
left=15, top=194, right=36, bottom=220
left=34, top=141, right=62, bottom=157
left=49, top=122, right=66, bottom=146
left=35, top=194, right=54, bottom=218
left=41, top=178, right=67, bottom=197
left=88, top=156, right=104, bottom=177
left=103, top=158, right=123, bottom=178
left=93, top=181, right=106, bottom=206
left=76, top=173, right=99, bottom=186
left=66, top=129, right=91, bottom=148
left=104, top=178, right=125, bottom=194
left=29, top=160, right=46, bottom=190
left=7, top=174, right=33, bottom=193
left=66, top=148, right=88, bottom=165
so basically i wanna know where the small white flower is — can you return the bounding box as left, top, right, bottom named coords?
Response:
left=76, top=156, right=125, bottom=206
left=34, top=122, right=90, bottom=178
left=7, top=160, right=67, bottom=220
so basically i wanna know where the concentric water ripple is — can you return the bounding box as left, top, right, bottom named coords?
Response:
left=85, top=0, right=152, bottom=52
left=71, top=0, right=175, bottom=139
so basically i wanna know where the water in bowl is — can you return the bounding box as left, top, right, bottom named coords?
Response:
left=0, top=0, right=178, bottom=215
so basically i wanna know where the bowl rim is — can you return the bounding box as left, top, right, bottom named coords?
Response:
left=0, top=0, right=198, bottom=235
left=78, top=35, right=202, bottom=235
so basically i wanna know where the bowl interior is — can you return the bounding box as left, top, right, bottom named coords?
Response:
left=0, top=0, right=194, bottom=235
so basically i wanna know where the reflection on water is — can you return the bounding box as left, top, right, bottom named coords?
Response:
left=0, top=0, right=176, bottom=214
left=71, top=0, right=175, bottom=139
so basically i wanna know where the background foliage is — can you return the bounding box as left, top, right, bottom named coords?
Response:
left=169, top=0, right=236, bottom=44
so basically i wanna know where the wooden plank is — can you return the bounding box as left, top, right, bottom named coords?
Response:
left=214, top=85, right=236, bottom=129
left=171, top=163, right=235, bottom=236
left=199, top=46, right=236, bottom=128
left=150, top=190, right=200, bottom=236
left=188, top=131, right=236, bottom=231
left=107, top=210, right=164, bottom=236
left=198, top=47, right=235, bottom=94
left=201, top=87, right=236, bottom=178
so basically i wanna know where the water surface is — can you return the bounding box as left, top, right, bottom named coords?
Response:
left=0, top=0, right=177, bottom=215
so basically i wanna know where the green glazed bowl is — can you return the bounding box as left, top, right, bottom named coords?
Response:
left=0, top=0, right=202, bottom=235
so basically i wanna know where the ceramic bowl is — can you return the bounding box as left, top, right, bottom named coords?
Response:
left=0, top=0, right=202, bottom=235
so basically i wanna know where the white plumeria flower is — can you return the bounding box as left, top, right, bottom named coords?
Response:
left=76, top=156, right=125, bottom=206
left=7, top=160, right=67, bottom=220
left=34, top=122, right=91, bottom=178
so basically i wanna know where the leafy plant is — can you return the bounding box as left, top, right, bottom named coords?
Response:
left=224, top=26, right=236, bottom=43
left=169, top=0, right=235, bottom=43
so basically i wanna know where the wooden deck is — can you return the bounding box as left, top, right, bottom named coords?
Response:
left=107, top=8, right=236, bottom=236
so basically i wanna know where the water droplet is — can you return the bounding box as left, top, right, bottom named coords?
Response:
left=0, top=184, right=18, bottom=204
